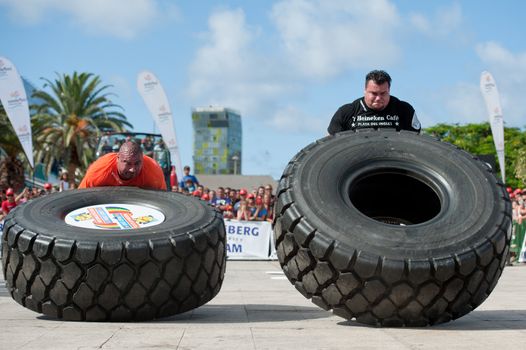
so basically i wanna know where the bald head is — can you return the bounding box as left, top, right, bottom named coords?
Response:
left=119, top=140, right=143, bottom=156
left=117, top=141, right=143, bottom=180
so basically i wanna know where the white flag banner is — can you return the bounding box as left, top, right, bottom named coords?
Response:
left=137, top=71, right=182, bottom=178
left=0, top=57, right=34, bottom=168
left=480, top=71, right=505, bottom=182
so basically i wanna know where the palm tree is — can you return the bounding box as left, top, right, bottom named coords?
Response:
left=0, top=106, right=26, bottom=191
left=31, top=72, right=132, bottom=186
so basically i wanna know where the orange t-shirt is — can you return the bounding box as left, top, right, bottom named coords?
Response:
left=79, top=153, right=167, bottom=190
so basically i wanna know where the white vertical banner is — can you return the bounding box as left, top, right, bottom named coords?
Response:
left=0, top=57, right=34, bottom=168
left=520, top=235, right=526, bottom=263
left=480, top=71, right=505, bottom=182
left=136, top=71, right=182, bottom=178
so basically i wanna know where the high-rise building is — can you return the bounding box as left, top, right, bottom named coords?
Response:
left=192, top=106, right=242, bottom=175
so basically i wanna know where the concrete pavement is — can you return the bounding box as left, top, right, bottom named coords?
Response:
left=1, top=260, right=525, bottom=349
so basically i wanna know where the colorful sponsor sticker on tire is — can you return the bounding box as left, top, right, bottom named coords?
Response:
left=65, top=204, right=165, bottom=230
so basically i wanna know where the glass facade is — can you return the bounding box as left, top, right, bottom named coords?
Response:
left=192, top=107, right=242, bottom=174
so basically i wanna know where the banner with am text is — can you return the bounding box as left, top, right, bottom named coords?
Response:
left=224, top=220, right=274, bottom=260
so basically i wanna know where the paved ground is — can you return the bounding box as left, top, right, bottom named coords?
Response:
left=1, top=260, right=525, bottom=350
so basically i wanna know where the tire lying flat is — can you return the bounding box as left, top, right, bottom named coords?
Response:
left=273, top=130, right=512, bottom=327
left=2, top=187, right=226, bottom=321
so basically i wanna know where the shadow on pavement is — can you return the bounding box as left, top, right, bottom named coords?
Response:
left=31, top=304, right=330, bottom=323
left=336, top=310, right=526, bottom=330
left=153, top=304, right=331, bottom=323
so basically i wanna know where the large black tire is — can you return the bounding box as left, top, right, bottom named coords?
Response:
left=273, top=130, right=512, bottom=327
left=1, top=187, right=226, bottom=321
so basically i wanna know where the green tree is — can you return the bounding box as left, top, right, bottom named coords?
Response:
left=31, top=72, right=132, bottom=185
left=0, top=106, right=26, bottom=191
left=425, top=122, right=526, bottom=188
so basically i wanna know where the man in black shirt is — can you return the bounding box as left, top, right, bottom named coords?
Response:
left=327, top=70, right=421, bottom=135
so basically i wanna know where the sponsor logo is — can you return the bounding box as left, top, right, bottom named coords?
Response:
left=158, top=112, right=171, bottom=122
left=482, top=76, right=496, bottom=92
left=65, top=204, right=165, bottom=230
left=142, top=74, right=158, bottom=92
left=140, top=73, right=159, bottom=93
left=226, top=224, right=260, bottom=236
left=6, top=90, right=27, bottom=109
left=157, top=104, right=171, bottom=122
left=226, top=243, right=243, bottom=253
left=0, top=60, right=13, bottom=78
left=351, top=114, right=399, bottom=129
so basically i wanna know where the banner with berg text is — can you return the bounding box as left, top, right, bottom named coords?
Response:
left=224, top=220, right=274, bottom=260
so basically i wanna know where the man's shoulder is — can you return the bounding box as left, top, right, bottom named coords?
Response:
left=335, top=98, right=363, bottom=117
left=92, top=153, right=118, bottom=166
left=100, top=152, right=118, bottom=160
left=143, top=155, right=162, bottom=169
left=182, top=174, right=193, bottom=181
left=184, top=174, right=199, bottom=183
left=86, top=153, right=117, bottom=173
left=338, top=98, right=362, bottom=111
left=389, top=96, right=414, bottom=112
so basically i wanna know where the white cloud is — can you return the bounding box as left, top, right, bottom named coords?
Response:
left=475, top=42, right=526, bottom=126
left=267, top=105, right=327, bottom=133
left=0, top=0, right=175, bottom=39
left=187, top=8, right=297, bottom=117
left=0, top=0, right=47, bottom=24
left=270, top=0, right=401, bottom=80
left=409, top=3, right=462, bottom=38
left=442, top=82, right=487, bottom=124
left=477, top=41, right=526, bottom=83
left=188, top=1, right=407, bottom=130
left=421, top=42, right=526, bottom=128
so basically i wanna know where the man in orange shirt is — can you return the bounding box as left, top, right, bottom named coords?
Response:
left=79, top=140, right=167, bottom=190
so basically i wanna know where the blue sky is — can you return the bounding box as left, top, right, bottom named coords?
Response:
left=1, top=0, right=525, bottom=179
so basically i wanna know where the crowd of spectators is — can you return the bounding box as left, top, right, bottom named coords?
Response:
left=0, top=183, right=54, bottom=221
left=511, top=188, right=526, bottom=264
left=173, top=165, right=275, bottom=222
left=1, top=165, right=276, bottom=224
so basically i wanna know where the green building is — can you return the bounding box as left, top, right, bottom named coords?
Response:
left=192, top=106, right=242, bottom=175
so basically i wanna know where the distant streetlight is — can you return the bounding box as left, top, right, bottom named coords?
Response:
left=232, top=155, right=239, bottom=175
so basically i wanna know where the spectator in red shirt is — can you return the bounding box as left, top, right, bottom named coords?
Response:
left=233, top=188, right=248, bottom=215
left=236, top=200, right=251, bottom=221
left=263, top=193, right=274, bottom=222
left=2, top=188, right=18, bottom=216
left=44, top=182, right=53, bottom=194
left=250, top=196, right=268, bottom=221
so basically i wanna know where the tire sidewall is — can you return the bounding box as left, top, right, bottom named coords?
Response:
left=289, top=130, right=506, bottom=259
left=7, top=187, right=217, bottom=242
